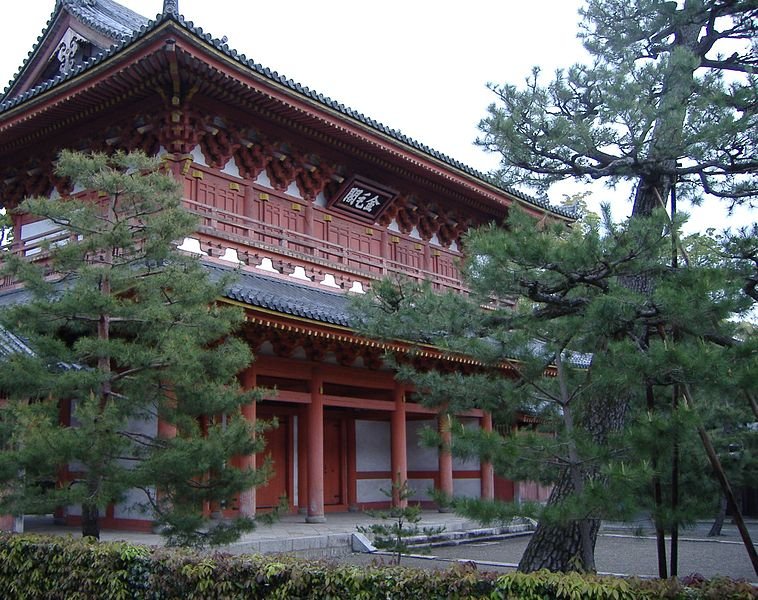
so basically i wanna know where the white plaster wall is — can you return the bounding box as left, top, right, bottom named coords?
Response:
left=20, top=219, right=58, bottom=241
left=356, top=478, right=392, bottom=503
left=355, top=420, right=391, bottom=472
left=407, top=478, right=435, bottom=501
left=222, top=157, right=242, bottom=178
left=406, top=419, right=438, bottom=470
left=20, top=215, right=71, bottom=256
left=256, top=170, right=273, bottom=188
left=190, top=145, right=208, bottom=166
left=453, top=478, right=482, bottom=499
left=117, top=412, right=158, bottom=470
left=114, top=487, right=153, bottom=520
left=286, top=181, right=302, bottom=198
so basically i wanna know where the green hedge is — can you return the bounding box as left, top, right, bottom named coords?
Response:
left=0, top=534, right=755, bottom=599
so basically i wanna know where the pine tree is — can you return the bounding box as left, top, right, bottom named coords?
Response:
left=0, top=150, right=266, bottom=546
left=352, top=207, right=756, bottom=573
left=473, top=0, right=757, bottom=573
left=357, top=478, right=445, bottom=565
left=478, top=0, right=757, bottom=215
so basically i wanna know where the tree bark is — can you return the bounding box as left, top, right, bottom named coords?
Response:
left=81, top=503, right=100, bottom=540
left=518, top=390, right=628, bottom=572
left=683, top=385, right=758, bottom=576
left=81, top=474, right=100, bottom=540
left=708, top=494, right=727, bottom=537
left=518, top=469, right=601, bottom=572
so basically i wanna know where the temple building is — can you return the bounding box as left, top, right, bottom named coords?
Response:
left=0, top=0, right=569, bottom=530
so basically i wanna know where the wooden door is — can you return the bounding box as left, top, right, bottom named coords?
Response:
left=323, top=417, right=344, bottom=506
left=256, top=418, right=289, bottom=509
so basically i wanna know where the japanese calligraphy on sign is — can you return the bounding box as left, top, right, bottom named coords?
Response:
left=329, top=176, right=397, bottom=221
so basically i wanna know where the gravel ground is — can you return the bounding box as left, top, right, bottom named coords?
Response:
left=334, top=522, right=758, bottom=583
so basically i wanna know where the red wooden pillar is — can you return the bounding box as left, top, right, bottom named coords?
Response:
left=238, top=367, right=257, bottom=517
left=156, top=391, right=179, bottom=514
left=438, top=413, right=454, bottom=512
left=306, top=370, right=326, bottom=523
left=391, top=384, right=408, bottom=508
left=346, top=417, right=358, bottom=510
left=480, top=412, right=495, bottom=501
left=157, top=404, right=177, bottom=440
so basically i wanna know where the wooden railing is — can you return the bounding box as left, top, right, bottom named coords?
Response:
left=1, top=202, right=469, bottom=295
left=182, top=198, right=469, bottom=294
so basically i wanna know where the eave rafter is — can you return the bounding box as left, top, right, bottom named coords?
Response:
left=235, top=305, right=525, bottom=377
left=1, top=16, right=570, bottom=223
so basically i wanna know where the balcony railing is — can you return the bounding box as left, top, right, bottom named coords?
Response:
left=183, top=198, right=468, bottom=294
left=0, top=201, right=469, bottom=295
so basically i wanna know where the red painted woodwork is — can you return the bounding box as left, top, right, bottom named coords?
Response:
left=481, top=412, right=495, bottom=500
left=391, top=385, right=408, bottom=507
left=438, top=414, right=454, bottom=510
left=306, top=373, right=326, bottom=522
left=494, top=476, right=515, bottom=502
left=0, top=3, right=577, bottom=534
left=195, top=173, right=247, bottom=237
left=238, top=367, right=257, bottom=517
left=256, top=417, right=290, bottom=509
left=323, top=416, right=344, bottom=506
left=390, top=238, right=425, bottom=273
left=326, top=221, right=382, bottom=272
left=346, top=417, right=357, bottom=509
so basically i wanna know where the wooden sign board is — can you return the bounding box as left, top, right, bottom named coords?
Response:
left=329, top=176, right=397, bottom=222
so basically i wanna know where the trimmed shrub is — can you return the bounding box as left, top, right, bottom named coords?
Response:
left=0, top=535, right=150, bottom=600
left=0, top=534, right=755, bottom=600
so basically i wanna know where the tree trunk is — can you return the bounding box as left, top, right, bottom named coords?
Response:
left=81, top=474, right=101, bottom=540
left=81, top=503, right=100, bottom=540
left=518, top=390, right=628, bottom=572
left=646, top=382, right=668, bottom=579
left=683, top=385, right=758, bottom=576
left=708, top=494, right=727, bottom=537
left=518, top=469, right=600, bottom=572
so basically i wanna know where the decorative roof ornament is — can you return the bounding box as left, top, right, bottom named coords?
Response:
left=163, top=0, right=179, bottom=16
left=57, top=29, right=89, bottom=74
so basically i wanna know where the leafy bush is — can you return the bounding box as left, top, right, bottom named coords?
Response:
left=0, top=534, right=754, bottom=599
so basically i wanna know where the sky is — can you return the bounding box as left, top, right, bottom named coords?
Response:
left=0, top=0, right=754, bottom=233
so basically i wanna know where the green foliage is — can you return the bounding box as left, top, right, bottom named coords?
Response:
left=357, top=478, right=445, bottom=564
left=0, top=535, right=754, bottom=600
left=0, top=151, right=267, bottom=546
left=352, top=207, right=757, bottom=572
left=478, top=0, right=757, bottom=211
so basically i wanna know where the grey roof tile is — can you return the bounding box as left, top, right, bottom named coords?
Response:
left=61, top=0, right=149, bottom=41
left=0, top=326, right=35, bottom=358
left=206, top=263, right=352, bottom=327
left=0, top=263, right=591, bottom=369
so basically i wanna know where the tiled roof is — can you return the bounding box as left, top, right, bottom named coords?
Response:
left=61, top=0, right=149, bottom=41
left=0, top=263, right=591, bottom=369
left=209, top=263, right=591, bottom=368
left=206, top=263, right=352, bottom=327
left=0, top=2, right=575, bottom=220
left=0, top=326, right=35, bottom=359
